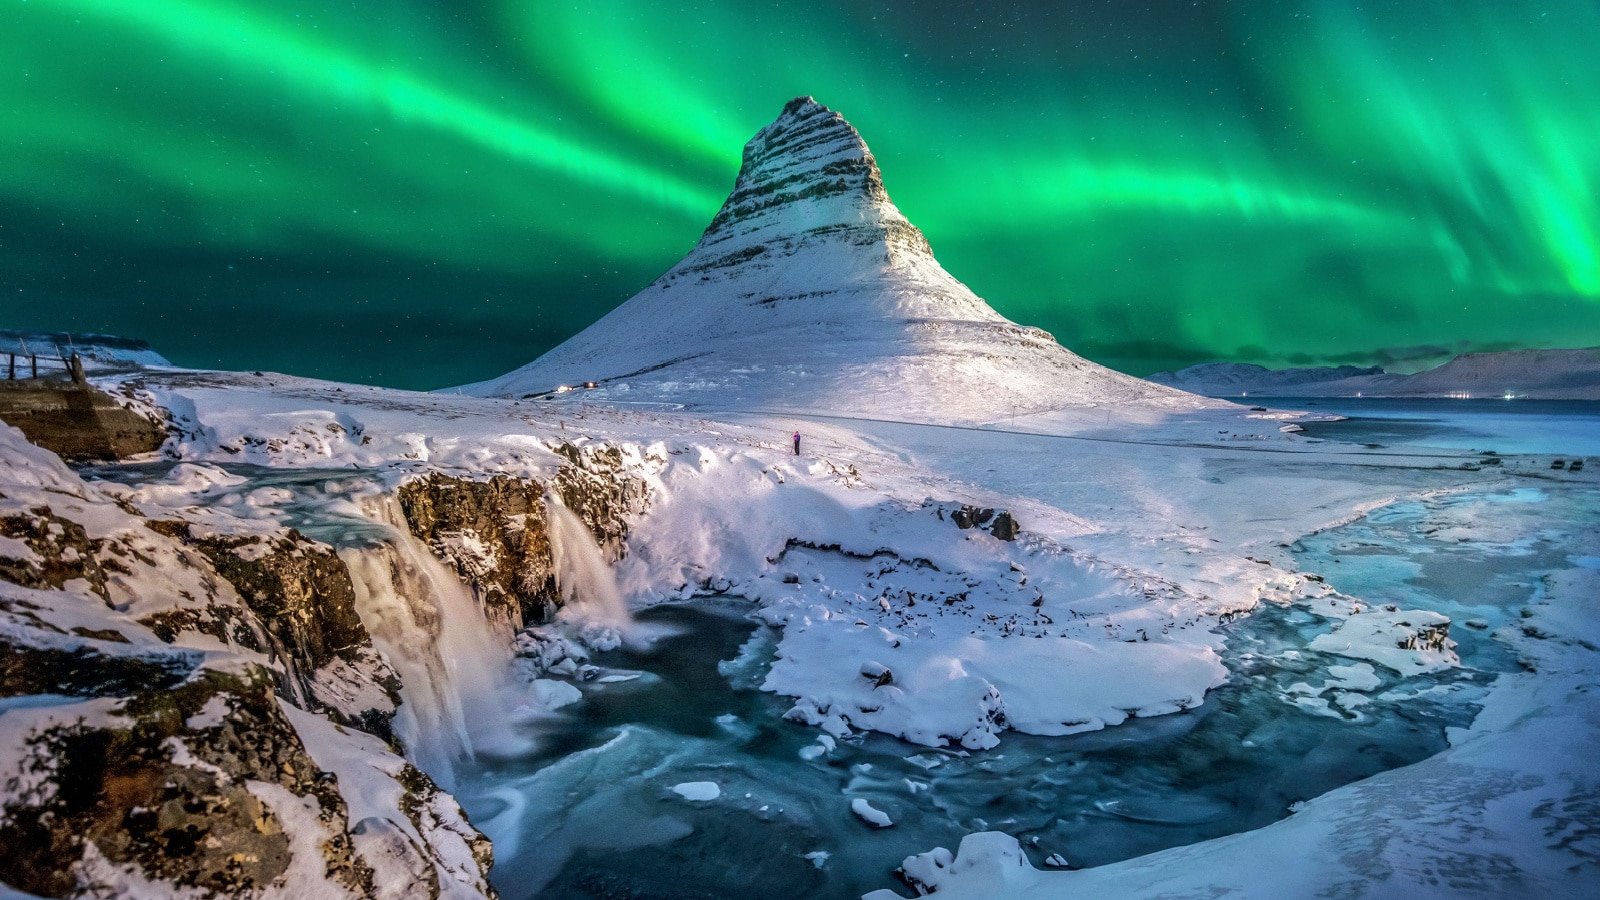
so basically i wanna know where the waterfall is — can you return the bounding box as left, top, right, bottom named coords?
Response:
left=339, top=496, right=524, bottom=790
left=545, top=492, right=634, bottom=644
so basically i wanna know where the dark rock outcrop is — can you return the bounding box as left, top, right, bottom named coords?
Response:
left=0, top=640, right=199, bottom=698
left=179, top=527, right=403, bottom=736
left=0, top=667, right=370, bottom=898
left=941, top=504, right=1019, bottom=541
left=191, top=530, right=368, bottom=668
left=1398, top=618, right=1453, bottom=653
left=0, top=380, right=165, bottom=461
left=0, top=507, right=110, bottom=598
left=398, top=473, right=553, bottom=626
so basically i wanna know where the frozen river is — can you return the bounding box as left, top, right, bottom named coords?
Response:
left=446, top=401, right=1598, bottom=899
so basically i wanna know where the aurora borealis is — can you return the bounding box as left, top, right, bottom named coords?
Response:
left=3, top=0, right=1597, bottom=389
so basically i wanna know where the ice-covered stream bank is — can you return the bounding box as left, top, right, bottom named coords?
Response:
left=454, top=475, right=1562, bottom=900
left=862, top=478, right=1600, bottom=899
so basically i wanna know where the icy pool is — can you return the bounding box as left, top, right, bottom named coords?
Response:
left=457, top=476, right=1600, bottom=898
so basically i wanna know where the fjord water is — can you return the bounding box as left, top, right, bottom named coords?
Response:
left=1280, top=397, right=1600, bottom=455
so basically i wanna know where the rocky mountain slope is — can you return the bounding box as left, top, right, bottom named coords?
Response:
left=464, top=98, right=1209, bottom=424
left=1150, top=347, right=1600, bottom=399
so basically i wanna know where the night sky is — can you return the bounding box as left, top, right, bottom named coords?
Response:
left=3, top=1, right=1597, bottom=389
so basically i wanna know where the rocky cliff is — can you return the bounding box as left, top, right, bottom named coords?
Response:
left=0, top=380, right=166, bottom=461
left=397, top=442, right=650, bottom=628
left=0, top=417, right=651, bottom=898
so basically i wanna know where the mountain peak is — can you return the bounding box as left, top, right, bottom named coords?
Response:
left=780, top=95, right=821, bottom=115
left=700, top=97, right=900, bottom=250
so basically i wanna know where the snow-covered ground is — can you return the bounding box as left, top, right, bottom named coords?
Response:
left=0, top=365, right=1572, bottom=897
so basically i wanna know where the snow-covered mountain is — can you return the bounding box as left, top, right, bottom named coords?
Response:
left=1147, top=362, right=1390, bottom=397
left=464, top=98, right=1207, bottom=423
left=1396, top=348, right=1600, bottom=398
left=1149, top=348, right=1600, bottom=399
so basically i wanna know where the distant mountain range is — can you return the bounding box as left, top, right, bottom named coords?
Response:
left=461, top=98, right=1211, bottom=424
left=1148, top=348, right=1600, bottom=400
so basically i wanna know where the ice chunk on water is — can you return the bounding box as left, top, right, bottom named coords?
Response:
left=1326, top=662, right=1380, bottom=691
left=529, top=679, right=582, bottom=712
left=851, top=798, right=893, bottom=828
left=671, top=781, right=721, bottom=802
left=1309, top=609, right=1458, bottom=673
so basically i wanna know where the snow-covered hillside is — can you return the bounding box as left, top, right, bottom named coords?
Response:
left=463, top=98, right=1209, bottom=424
left=0, top=329, right=171, bottom=371
left=1399, top=347, right=1600, bottom=398
left=1151, top=348, right=1600, bottom=399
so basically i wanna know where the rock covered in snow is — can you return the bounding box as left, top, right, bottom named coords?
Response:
left=397, top=447, right=649, bottom=628
left=0, top=423, right=494, bottom=898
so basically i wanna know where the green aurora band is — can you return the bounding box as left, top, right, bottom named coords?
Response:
left=2, top=0, right=1596, bottom=388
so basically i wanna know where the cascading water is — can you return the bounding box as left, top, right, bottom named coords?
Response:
left=544, top=492, right=634, bottom=645
left=339, top=496, right=528, bottom=790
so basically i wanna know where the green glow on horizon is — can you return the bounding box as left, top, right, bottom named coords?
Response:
left=1, top=0, right=1596, bottom=388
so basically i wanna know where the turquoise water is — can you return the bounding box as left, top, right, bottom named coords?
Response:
left=457, top=594, right=1487, bottom=899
